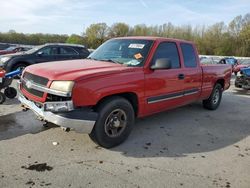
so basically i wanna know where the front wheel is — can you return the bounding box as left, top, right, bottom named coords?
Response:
left=89, top=97, right=135, bottom=148
left=203, top=83, right=222, bottom=110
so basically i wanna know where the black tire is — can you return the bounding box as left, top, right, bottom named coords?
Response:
left=203, top=83, right=222, bottom=110
left=89, top=97, right=135, bottom=148
left=4, top=87, right=17, bottom=99
left=0, top=92, right=6, bottom=104
left=12, top=63, right=27, bottom=79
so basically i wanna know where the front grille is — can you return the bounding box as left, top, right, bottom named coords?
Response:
left=23, top=72, right=49, bottom=86
left=22, top=72, right=49, bottom=98
left=22, top=83, right=44, bottom=97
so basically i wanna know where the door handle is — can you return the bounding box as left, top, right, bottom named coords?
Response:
left=178, top=74, right=185, bottom=80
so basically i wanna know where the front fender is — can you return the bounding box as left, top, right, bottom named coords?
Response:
left=71, top=71, right=145, bottom=107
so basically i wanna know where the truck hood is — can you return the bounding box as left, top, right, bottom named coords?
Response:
left=25, top=59, right=136, bottom=81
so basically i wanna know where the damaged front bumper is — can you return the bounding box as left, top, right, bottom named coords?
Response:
left=18, top=93, right=97, bottom=134
left=242, top=81, right=250, bottom=90
left=235, top=77, right=243, bottom=88
left=235, top=75, right=250, bottom=90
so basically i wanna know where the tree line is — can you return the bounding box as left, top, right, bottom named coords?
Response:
left=0, top=13, right=249, bottom=56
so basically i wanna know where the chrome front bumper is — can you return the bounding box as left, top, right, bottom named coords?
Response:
left=18, top=93, right=97, bottom=134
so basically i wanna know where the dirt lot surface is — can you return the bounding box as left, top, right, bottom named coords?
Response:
left=0, top=80, right=249, bottom=188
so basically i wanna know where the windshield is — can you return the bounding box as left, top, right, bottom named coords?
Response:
left=225, top=58, right=237, bottom=65
left=25, top=45, right=43, bottom=54
left=89, top=39, right=153, bottom=66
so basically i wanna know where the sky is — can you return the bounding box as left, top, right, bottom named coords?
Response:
left=0, top=0, right=250, bottom=35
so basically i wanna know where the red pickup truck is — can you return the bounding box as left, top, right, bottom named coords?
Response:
left=18, top=37, right=232, bottom=148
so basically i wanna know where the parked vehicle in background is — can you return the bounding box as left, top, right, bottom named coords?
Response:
left=218, top=57, right=237, bottom=65
left=0, top=43, right=14, bottom=50
left=18, top=37, right=232, bottom=148
left=200, top=57, right=218, bottom=64
left=233, top=59, right=250, bottom=75
left=0, top=46, right=32, bottom=56
left=235, top=67, right=250, bottom=89
left=88, top=49, right=95, bottom=54
left=0, top=43, right=90, bottom=73
left=218, top=57, right=238, bottom=75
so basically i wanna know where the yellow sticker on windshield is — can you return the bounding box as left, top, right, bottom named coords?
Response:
left=134, top=53, right=143, bottom=59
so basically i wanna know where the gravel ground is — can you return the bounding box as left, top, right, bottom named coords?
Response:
left=0, top=80, right=249, bottom=188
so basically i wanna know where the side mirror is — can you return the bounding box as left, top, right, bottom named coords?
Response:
left=151, top=58, right=172, bottom=70
left=37, top=51, right=44, bottom=56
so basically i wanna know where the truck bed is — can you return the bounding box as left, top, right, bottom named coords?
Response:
left=200, top=64, right=232, bottom=99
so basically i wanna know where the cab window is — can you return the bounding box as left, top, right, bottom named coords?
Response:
left=152, top=42, right=180, bottom=69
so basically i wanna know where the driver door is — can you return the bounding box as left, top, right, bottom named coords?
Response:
left=144, top=41, right=185, bottom=115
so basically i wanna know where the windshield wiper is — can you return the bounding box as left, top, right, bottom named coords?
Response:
left=87, top=57, right=123, bottom=65
left=86, top=57, right=98, bottom=60
left=99, top=59, right=122, bottom=64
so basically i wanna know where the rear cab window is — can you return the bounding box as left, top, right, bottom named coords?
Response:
left=181, top=43, right=197, bottom=68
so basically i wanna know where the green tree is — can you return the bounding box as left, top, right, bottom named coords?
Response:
left=0, top=13, right=250, bottom=56
left=85, top=23, right=109, bottom=48
left=131, top=24, right=150, bottom=36
left=239, top=24, right=250, bottom=56
left=109, top=23, right=129, bottom=37
left=66, top=34, right=86, bottom=45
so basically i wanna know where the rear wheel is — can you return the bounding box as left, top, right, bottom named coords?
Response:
left=203, top=83, right=222, bottom=110
left=4, top=87, right=17, bottom=99
left=89, top=97, right=135, bottom=148
left=0, top=92, right=6, bottom=104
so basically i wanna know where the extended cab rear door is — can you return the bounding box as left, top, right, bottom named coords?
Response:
left=144, top=41, right=185, bottom=114
left=179, top=43, right=202, bottom=104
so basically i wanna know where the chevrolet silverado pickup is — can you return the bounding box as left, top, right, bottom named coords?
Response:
left=18, top=37, right=232, bottom=148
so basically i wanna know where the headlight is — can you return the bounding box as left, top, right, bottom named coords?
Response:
left=50, top=81, right=74, bottom=92
left=0, top=57, right=11, bottom=63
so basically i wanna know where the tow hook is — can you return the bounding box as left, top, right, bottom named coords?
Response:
left=35, top=116, right=48, bottom=127
left=21, top=104, right=29, bottom=112
left=61, top=127, right=71, bottom=132
left=42, top=121, right=49, bottom=127
left=37, top=116, right=44, bottom=121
